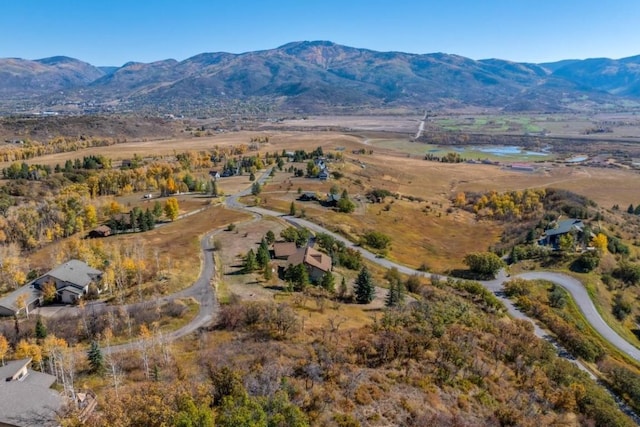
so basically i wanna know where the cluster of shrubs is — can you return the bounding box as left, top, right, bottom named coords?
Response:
left=623, top=204, right=640, bottom=215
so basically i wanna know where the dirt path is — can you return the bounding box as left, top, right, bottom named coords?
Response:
left=413, top=111, right=428, bottom=140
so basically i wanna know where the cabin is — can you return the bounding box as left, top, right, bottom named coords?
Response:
left=510, top=163, right=535, bottom=172
left=298, top=192, right=318, bottom=202
left=318, top=169, right=330, bottom=181
left=88, top=225, right=112, bottom=238
left=272, top=242, right=298, bottom=260
left=324, top=193, right=341, bottom=207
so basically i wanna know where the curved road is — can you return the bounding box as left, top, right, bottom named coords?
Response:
left=236, top=200, right=640, bottom=363
left=94, top=166, right=640, bottom=421
left=516, top=271, right=640, bottom=361
left=109, top=167, right=640, bottom=367
left=108, top=228, right=219, bottom=353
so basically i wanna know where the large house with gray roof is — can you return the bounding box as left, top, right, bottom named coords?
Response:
left=0, top=358, right=63, bottom=427
left=0, top=285, right=43, bottom=317
left=33, top=260, right=103, bottom=304
left=0, top=260, right=104, bottom=316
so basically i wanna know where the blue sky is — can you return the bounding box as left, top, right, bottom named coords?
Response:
left=2, top=0, right=639, bottom=66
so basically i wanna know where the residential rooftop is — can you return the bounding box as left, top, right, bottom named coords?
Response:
left=0, top=358, right=63, bottom=427
left=544, top=219, right=584, bottom=237
left=39, top=259, right=102, bottom=289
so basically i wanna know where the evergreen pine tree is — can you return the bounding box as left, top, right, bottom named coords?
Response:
left=354, top=266, right=375, bottom=304
left=153, top=364, right=160, bottom=382
left=34, top=315, right=47, bottom=339
left=87, top=340, right=104, bottom=375
left=289, top=201, right=297, bottom=216
left=244, top=249, right=258, bottom=272
left=139, top=210, right=149, bottom=232
left=129, top=209, right=137, bottom=232
left=257, top=239, right=270, bottom=268
left=284, top=264, right=309, bottom=291
left=628, top=204, right=635, bottom=214
left=144, top=208, right=156, bottom=229
left=339, top=276, right=348, bottom=300
left=320, top=272, right=335, bottom=293
left=385, top=280, right=405, bottom=308
left=635, top=205, right=640, bottom=215
left=251, top=182, right=261, bottom=196
left=386, top=281, right=397, bottom=308
left=263, top=263, right=273, bottom=281
left=265, top=230, right=276, bottom=245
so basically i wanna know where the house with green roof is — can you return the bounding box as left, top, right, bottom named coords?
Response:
left=542, top=218, right=585, bottom=249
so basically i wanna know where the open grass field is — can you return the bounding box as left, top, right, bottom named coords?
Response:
left=257, top=157, right=505, bottom=272
left=0, top=131, right=364, bottom=169
left=8, top=116, right=640, bottom=425
left=11, top=120, right=640, bottom=277
left=275, top=112, right=640, bottom=140
left=265, top=113, right=422, bottom=133
left=368, top=138, right=555, bottom=161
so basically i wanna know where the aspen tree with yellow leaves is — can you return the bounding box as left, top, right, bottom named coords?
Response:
left=164, top=197, right=179, bottom=221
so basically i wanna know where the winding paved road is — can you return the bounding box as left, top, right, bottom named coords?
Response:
left=108, top=228, right=219, bottom=353
left=234, top=197, right=640, bottom=363
left=94, top=167, right=640, bottom=420
left=516, top=271, right=640, bottom=361
left=110, top=166, right=640, bottom=367
left=93, top=166, right=640, bottom=421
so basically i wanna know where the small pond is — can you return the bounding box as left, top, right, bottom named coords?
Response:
left=565, top=155, right=588, bottom=163
left=475, top=146, right=549, bottom=156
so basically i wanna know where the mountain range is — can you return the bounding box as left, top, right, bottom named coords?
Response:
left=2, top=40, right=640, bottom=115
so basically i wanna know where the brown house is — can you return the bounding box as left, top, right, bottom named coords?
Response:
left=88, top=225, right=111, bottom=238
left=287, top=246, right=332, bottom=282
left=272, top=242, right=298, bottom=259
